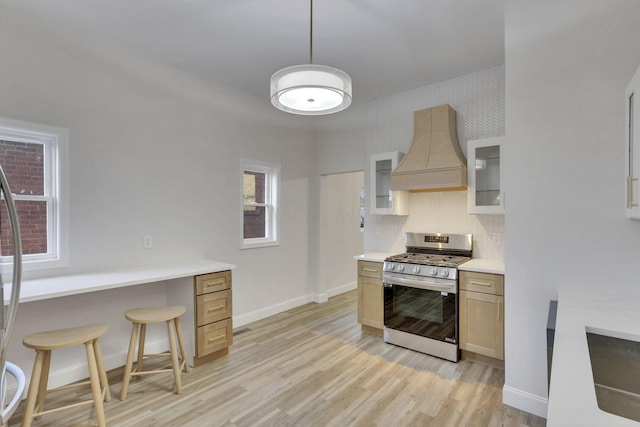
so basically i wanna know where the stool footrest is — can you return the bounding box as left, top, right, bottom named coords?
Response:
left=131, top=360, right=187, bottom=376
left=32, top=384, right=108, bottom=418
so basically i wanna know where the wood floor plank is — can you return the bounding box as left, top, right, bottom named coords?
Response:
left=9, top=290, right=546, bottom=427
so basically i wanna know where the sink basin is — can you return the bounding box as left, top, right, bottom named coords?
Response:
left=586, top=327, right=640, bottom=422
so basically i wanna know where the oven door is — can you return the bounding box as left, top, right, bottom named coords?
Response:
left=383, top=274, right=458, bottom=344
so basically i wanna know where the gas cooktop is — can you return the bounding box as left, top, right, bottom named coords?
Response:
left=385, top=252, right=471, bottom=268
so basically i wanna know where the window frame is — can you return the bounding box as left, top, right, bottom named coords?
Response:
left=241, top=159, right=280, bottom=249
left=0, top=117, right=69, bottom=273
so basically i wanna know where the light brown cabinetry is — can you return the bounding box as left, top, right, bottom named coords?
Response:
left=459, top=271, right=504, bottom=360
left=357, top=260, right=384, bottom=334
left=193, top=270, right=232, bottom=366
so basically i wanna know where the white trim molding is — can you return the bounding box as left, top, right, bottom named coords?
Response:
left=503, top=385, right=548, bottom=419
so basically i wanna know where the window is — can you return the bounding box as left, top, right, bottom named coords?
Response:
left=241, top=160, right=279, bottom=248
left=0, top=118, right=68, bottom=272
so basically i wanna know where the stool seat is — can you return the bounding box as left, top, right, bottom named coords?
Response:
left=21, top=323, right=110, bottom=427
left=23, top=324, right=109, bottom=351
left=125, top=306, right=186, bottom=324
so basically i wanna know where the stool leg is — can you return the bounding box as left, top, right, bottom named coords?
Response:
left=120, top=322, right=140, bottom=400
left=34, top=350, right=51, bottom=417
left=21, top=350, right=45, bottom=427
left=137, top=323, right=146, bottom=373
left=93, top=338, right=111, bottom=401
left=85, top=340, right=106, bottom=427
left=174, top=316, right=189, bottom=373
left=167, top=319, right=182, bottom=394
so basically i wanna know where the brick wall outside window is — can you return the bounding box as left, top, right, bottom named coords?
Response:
left=0, top=140, right=47, bottom=256
left=243, top=171, right=266, bottom=239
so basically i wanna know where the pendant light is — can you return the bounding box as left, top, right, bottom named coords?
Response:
left=270, top=0, right=352, bottom=115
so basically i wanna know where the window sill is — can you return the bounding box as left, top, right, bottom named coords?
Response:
left=240, top=240, right=280, bottom=250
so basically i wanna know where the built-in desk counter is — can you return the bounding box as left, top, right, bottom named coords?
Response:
left=5, top=259, right=235, bottom=303
left=4, top=260, right=236, bottom=391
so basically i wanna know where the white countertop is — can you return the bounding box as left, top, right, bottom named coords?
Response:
left=4, top=259, right=236, bottom=304
left=354, top=252, right=395, bottom=263
left=547, top=285, right=640, bottom=426
left=458, top=259, right=505, bottom=275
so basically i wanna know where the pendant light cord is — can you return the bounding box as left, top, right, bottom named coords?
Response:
left=309, top=0, right=313, bottom=64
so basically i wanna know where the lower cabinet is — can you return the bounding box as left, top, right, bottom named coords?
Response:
left=459, top=271, right=504, bottom=360
left=193, top=270, right=233, bottom=366
left=357, top=260, right=384, bottom=333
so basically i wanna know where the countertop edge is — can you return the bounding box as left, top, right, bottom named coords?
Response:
left=354, top=252, right=394, bottom=263
left=547, top=285, right=640, bottom=426
left=5, top=259, right=236, bottom=304
left=458, top=259, right=505, bottom=275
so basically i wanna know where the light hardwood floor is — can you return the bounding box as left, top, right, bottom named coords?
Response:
left=9, top=290, right=546, bottom=426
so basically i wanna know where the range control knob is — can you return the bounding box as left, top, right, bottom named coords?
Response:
left=413, top=266, right=421, bottom=274
left=430, top=268, right=438, bottom=276
left=398, top=265, right=405, bottom=272
left=388, top=263, right=395, bottom=271
left=440, top=269, right=450, bottom=278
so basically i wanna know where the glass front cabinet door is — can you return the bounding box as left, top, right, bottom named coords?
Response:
left=467, top=137, right=504, bottom=215
left=626, top=63, right=640, bottom=220
left=370, top=151, right=408, bottom=215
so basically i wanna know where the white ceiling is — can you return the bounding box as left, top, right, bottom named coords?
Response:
left=1, top=0, right=505, bottom=128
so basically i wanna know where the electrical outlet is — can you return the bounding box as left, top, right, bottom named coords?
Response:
left=143, top=235, right=153, bottom=249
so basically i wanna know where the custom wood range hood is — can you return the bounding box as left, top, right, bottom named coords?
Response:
left=390, top=104, right=467, bottom=191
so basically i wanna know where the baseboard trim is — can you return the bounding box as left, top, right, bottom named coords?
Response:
left=310, top=293, right=329, bottom=303
left=233, top=294, right=314, bottom=328
left=234, top=284, right=357, bottom=328
left=327, top=281, right=357, bottom=298
left=503, top=385, right=548, bottom=419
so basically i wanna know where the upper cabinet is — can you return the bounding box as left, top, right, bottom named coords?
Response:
left=467, top=137, right=504, bottom=215
left=370, top=152, right=408, bottom=215
left=626, top=64, right=640, bottom=220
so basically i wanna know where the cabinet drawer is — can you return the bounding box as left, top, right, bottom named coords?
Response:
left=195, top=270, right=231, bottom=295
left=196, top=290, right=232, bottom=327
left=460, top=271, right=504, bottom=295
left=197, top=318, right=232, bottom=357
left=358, top=261, right=383, bottom=279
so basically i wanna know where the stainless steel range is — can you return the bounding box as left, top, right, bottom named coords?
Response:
left=383, top=232, right=472, bottom=362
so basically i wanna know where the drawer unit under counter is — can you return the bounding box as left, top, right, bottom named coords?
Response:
left=197, top=318, right=233, bottom=357
left=196, top=270, right=231, bottom=295
left=196, top=289, right=232, bottom=326
left=193, top=270, right=233, bottom=365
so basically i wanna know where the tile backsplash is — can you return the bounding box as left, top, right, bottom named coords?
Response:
left=364, top=65, right=505, bottom=260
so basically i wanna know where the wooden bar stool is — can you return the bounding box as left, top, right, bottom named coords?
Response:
left=21, top=323, right=111, bottom=427
left=120, top=306, right=189, bottom=400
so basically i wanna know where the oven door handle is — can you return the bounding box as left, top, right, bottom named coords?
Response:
left=383, top=275, right=456, bottom=294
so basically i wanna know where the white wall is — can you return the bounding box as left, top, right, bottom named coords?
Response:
left=316, top=128, right=365, bottom=176
left=504, top=0, right=640, bottom=417
left=0, top=7, right=319, bottom=385
left=319, top=171, right=364, bottom=300
left=362, top=66, right=506, bottom=258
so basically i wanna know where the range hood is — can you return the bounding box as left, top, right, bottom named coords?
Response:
left=390, top=104, right=467, bottom=191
